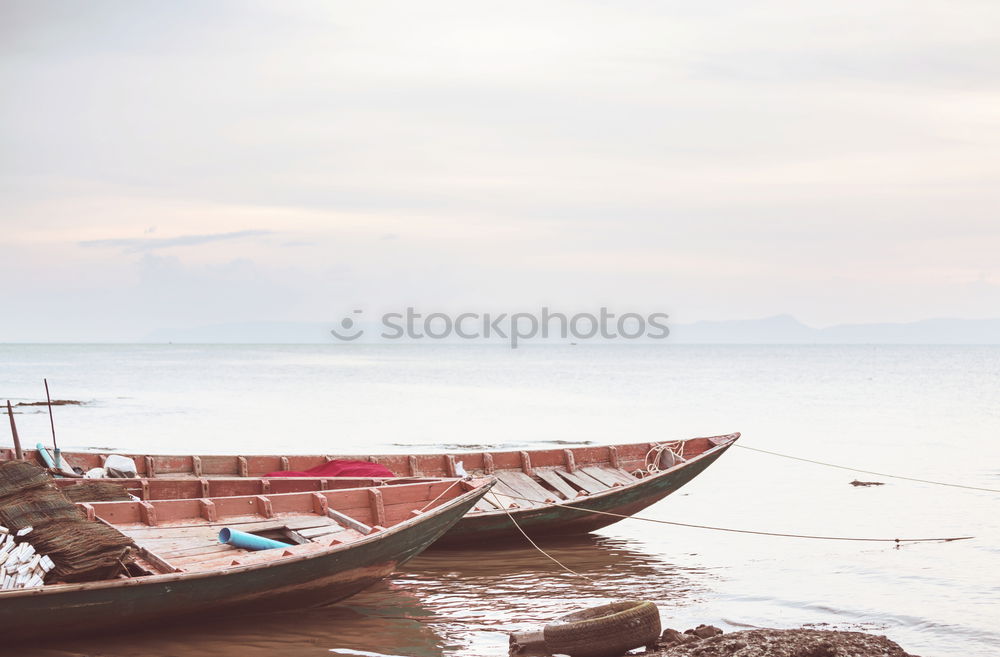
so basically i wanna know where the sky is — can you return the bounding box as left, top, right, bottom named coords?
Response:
left=1, top=1, right=998, bottom=341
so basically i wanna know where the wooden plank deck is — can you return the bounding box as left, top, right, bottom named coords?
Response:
left=556, top=469, right=607, bottom=494
left=580, top=466, right=624, bottom=488
left=471, top=495, right=500, bottom=513
left=487, top=479, right=536, bottom=509
left=497, top=471, right=560, bottom=503
left=535, top=469, right=582, bottom=499
left=611, top=468, right=641, bottom=484
left=119, top=513, right=352, bottom=570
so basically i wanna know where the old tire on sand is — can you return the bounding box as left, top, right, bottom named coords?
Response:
left=543, top=600, right=661, bottom=657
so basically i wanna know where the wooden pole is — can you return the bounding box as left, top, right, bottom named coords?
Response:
left=44, top=378, right=60, bottom=468
left=6, top=400, right=22, bottom=460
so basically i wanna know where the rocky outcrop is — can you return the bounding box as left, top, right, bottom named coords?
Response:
left=511, top=617, right=920, bottom=657
left=649, top=627, right=918, bottom=657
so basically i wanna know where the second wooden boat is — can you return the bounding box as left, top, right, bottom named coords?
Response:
left=28, top=433, right=740, bottom=545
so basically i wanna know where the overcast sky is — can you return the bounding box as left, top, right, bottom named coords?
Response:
left=2, top=1, right=998, bottom=341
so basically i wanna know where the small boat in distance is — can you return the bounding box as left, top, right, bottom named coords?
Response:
left=0, top=477, right=492, bottom=642
left=12, top=433, right=740, bottom=544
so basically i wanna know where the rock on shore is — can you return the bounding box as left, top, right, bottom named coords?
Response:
left=649, top=627, right=919, bottom=657
left=510, top=620, right=920, bottom=657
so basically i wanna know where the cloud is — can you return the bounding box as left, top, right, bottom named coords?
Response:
left=79, top=230, right=274, bottom=253
left=2, top=1, right=999, bottom=334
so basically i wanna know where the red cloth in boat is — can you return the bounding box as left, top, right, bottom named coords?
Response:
left=263, top=459, right=395, bottom=478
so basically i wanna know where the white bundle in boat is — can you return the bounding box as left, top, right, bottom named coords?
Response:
left=0, top=528, right=55, bottom=591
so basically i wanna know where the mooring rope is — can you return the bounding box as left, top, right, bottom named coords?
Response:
left=493, top=492, right=973, bottom=544
left=642, top=441, right=685, bottom=475
left=417, top=477, right=469, bottom=513
left=733, top=444, right=1000, bottom=494
left=490, top=492, right=597, bottom=581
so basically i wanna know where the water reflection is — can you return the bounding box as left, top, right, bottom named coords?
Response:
left=29, top=591, right=446, bottom=657
left=388, top=534, right=714, bottom=656
left=23, top=534, right=708, bottom=657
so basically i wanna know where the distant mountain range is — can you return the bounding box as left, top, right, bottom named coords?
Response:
left=145, top=315, right=1000, bottom=344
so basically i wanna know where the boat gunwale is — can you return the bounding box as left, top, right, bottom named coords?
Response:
left=54, top=476, right=468, bottom=509
left=10, top=433, right=740, bottom=466
left=0, top=479, right=494, bottom=599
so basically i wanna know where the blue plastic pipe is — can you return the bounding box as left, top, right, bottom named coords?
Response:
left=218, top=527, right=292, bottom=551
left=35, top=443, right=65, bottom=478
left=36, top=443, right=56, bottom=468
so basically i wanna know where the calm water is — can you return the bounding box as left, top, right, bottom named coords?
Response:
left=2, top=344, right=998, bottom=657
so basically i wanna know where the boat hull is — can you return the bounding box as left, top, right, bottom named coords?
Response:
left=436, top=441, right=733, bottom=545
left=0, top=485, right=484, bottom=643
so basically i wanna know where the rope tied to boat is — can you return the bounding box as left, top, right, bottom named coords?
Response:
left=733, top=444, right=1000, bottom=494
left=639, top=441, right=685, bottom=477
left=416, top=476, right=472, bottom=513
left=489, top=492, right=597, bottom=582
left=492, top=492, right=974, bottom=544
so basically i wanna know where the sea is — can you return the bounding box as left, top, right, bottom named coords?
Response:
left=1, top=344, right=997, bottom=657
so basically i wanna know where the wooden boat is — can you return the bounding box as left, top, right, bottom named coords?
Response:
left=14, top=433, right=740, bottom=545
left=0, top=477, right=491, bottom=642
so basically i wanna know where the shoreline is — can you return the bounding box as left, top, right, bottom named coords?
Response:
left=511, top=623, right=920, bottom=657
left=648, top=625, right=918, bottom=657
